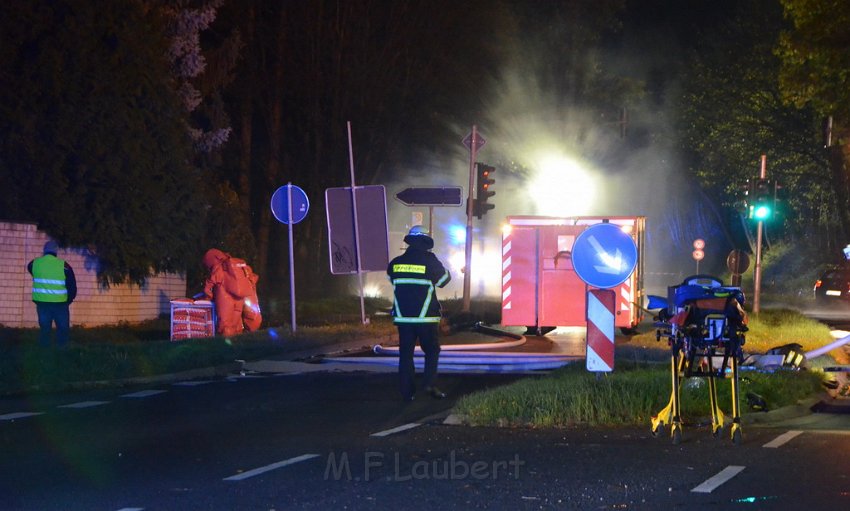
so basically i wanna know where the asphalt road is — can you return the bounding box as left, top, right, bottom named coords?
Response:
left=2, top=367, right=849, bottom=510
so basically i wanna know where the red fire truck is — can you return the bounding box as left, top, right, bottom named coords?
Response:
left=501, top=216, right=646, bottom=335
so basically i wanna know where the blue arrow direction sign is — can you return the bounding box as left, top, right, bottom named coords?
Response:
left=572, top=223, right=638, bottom=289
left=394, top=187, right=463, bottom=207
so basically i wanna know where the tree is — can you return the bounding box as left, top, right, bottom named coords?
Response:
left=777, top=0, right=850, bottom=244
left=220, top=0, right=508, bottom=299
left=676, top=0, right=837, bottom=255
left=0, top=0, right=204, bottom=284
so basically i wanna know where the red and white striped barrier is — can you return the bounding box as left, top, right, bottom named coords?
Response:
left=586, top=289, right=615, bottom=372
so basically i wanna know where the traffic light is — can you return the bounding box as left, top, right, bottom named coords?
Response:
left=738, top=178, right=754, bottom=213
left=474, top=162, right=495, bottom=218
left=749, top=178, right=775, bottom=221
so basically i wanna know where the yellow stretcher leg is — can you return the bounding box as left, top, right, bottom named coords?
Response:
left=708, top=376, right=725, bottom=437
left=729, top=353, right=743, bottom=445
left=651, top=349, right=685, bottom=444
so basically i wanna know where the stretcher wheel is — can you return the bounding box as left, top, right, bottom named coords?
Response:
left=731, top=427, right=742, bottom=445
left=671, top=425, right=682, bottom=445
left=712, top=425, right=723, bottom=439
left=651, top=423, right=664, bottom=438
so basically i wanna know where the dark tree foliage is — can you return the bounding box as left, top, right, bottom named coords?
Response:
left=676, top=0, right=837, bottom=255
left=212, top=0, right=510, bottom=298
left=0, top=0, right=204, bottom=285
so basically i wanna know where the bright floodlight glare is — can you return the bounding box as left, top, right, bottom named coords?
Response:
left=446, top=244, right=504, bottom=297
left=448, top=224, right=466, bottom=245
left=528, top=154, right=596, bottom=216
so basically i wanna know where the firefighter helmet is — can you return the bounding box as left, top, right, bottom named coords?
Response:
left=404, top=225, right=434, bottom=249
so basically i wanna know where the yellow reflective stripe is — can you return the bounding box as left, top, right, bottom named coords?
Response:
left=436, top=270, right=449, bottom=287
left=392, top=264, right=426, bottom=274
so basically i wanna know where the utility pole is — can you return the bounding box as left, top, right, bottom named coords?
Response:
left=462, top=126, right=482, bottom=312
left=753, top=155, right=767, bottom=314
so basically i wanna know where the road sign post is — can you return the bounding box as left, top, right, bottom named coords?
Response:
left=692, top=239, right=705, bottom=274
left=586, top=289, right=616, bottom=372
left=571, top=222, right=638, bottom=373
left=727, top=249, right=750, bottom=287
left=462, top=126, right=486, bottom=312
left=271, top=183, right=310, bottom=332
left=325, top=185, right=389, bottom=275
left=394, top=187, right=463, bottom=207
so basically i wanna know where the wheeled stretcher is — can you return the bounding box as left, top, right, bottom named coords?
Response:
left=648, top=275, right=748, bottom=445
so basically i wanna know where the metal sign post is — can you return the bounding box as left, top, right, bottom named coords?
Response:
left=693, top=238, right=705, bottom=274
left=461, top=126, right=485, bottom=312
left=753, top=155, right=767, bottom=314
left=572, top=222, right=638, bottom=373
left=270, top=183, right=310, bottom=332
left=346, top=121, right=368, bottom=325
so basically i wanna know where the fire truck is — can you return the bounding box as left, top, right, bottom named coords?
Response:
left=501, top=216, right=646, bottom=335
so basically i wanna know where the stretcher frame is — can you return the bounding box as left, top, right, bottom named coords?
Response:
left=650, top=276, right=747, bottom=445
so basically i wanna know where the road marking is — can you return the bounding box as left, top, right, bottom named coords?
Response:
left=370, top=423, right=421, bottom=437
left=226, top=375, right=267, bottom=382
left=121, top=390, right=167, bottom=398
left=223, top=454, right=320, bottom=481
left=691, top=465, right=745, bottom=493
left=115, top=508, right=144, bottom=511
left=172, top=381, right=215, bottom=386
left=58, top=401, right=110, bottom=409
left=763, top=430, right=803, bottom=448
left=0, top=412, right=44, bottom=421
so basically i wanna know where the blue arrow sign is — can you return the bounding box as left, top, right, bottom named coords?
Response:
left=394, top=187, right=463, bottom=207
left=572, top=223, right=638, bottom=289
left=271, top=184, right=310, bottom=224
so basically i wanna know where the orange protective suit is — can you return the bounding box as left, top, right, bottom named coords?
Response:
left=202, top=248, right=262, bottom=336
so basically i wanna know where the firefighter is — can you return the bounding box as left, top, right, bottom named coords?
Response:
left=201, top=248, right=262, bottom=336
left=27, top=240, right=77, bottom=347
left=387, top=225, right=451, bottom=402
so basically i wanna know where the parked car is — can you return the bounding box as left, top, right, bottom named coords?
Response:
left=813, top=268, right=850, bottom=304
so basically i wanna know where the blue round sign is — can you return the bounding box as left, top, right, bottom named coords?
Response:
left=271, top=184, right=310, bottom=224
left=572, top=223, right=638, bottom=289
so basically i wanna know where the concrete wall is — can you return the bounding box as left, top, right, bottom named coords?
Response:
left=0, top=221, right=186, bottom=328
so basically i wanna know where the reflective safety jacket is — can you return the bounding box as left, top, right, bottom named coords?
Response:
left=387, top=247, right=451, bottom=324
left=31, top=255, right=68, bottom=303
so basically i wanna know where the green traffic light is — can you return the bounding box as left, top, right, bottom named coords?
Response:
left=753, top=204, right=772, bottom=220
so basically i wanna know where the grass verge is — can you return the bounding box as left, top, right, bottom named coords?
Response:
left=0, top=318, right=396, bottom=395
left=454, top=363, right=826, bottom=427
left=454, top=307, right=839, bottom=428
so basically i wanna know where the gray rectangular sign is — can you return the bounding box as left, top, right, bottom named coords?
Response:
left=325, top=185, right=390, bottom=275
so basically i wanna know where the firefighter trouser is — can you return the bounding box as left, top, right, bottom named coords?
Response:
left=397, top=323, right=441, bottom=399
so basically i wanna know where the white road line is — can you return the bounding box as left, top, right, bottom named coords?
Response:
left=691, top=465, right=746, bottom=493
left=58, top=401, right=110, bottom=409
left=763, top=430, right=803, bottom=448
left=370, top=423, right=422, bottom=437
left=223, top=454, right=320, bottom=481
left=172, top=381, right=215, bottom=386
left=121, top=390, right=167, bottom=398
left=0, top=412, right=44, bottom=421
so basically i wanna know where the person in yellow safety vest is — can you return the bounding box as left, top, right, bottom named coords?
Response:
left=387, top=225, right=451, bottom=402
left=27, top=240, right=77, bottom=348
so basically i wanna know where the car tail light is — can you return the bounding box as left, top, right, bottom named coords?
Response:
left=814, top=279, right=822, bottom=289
